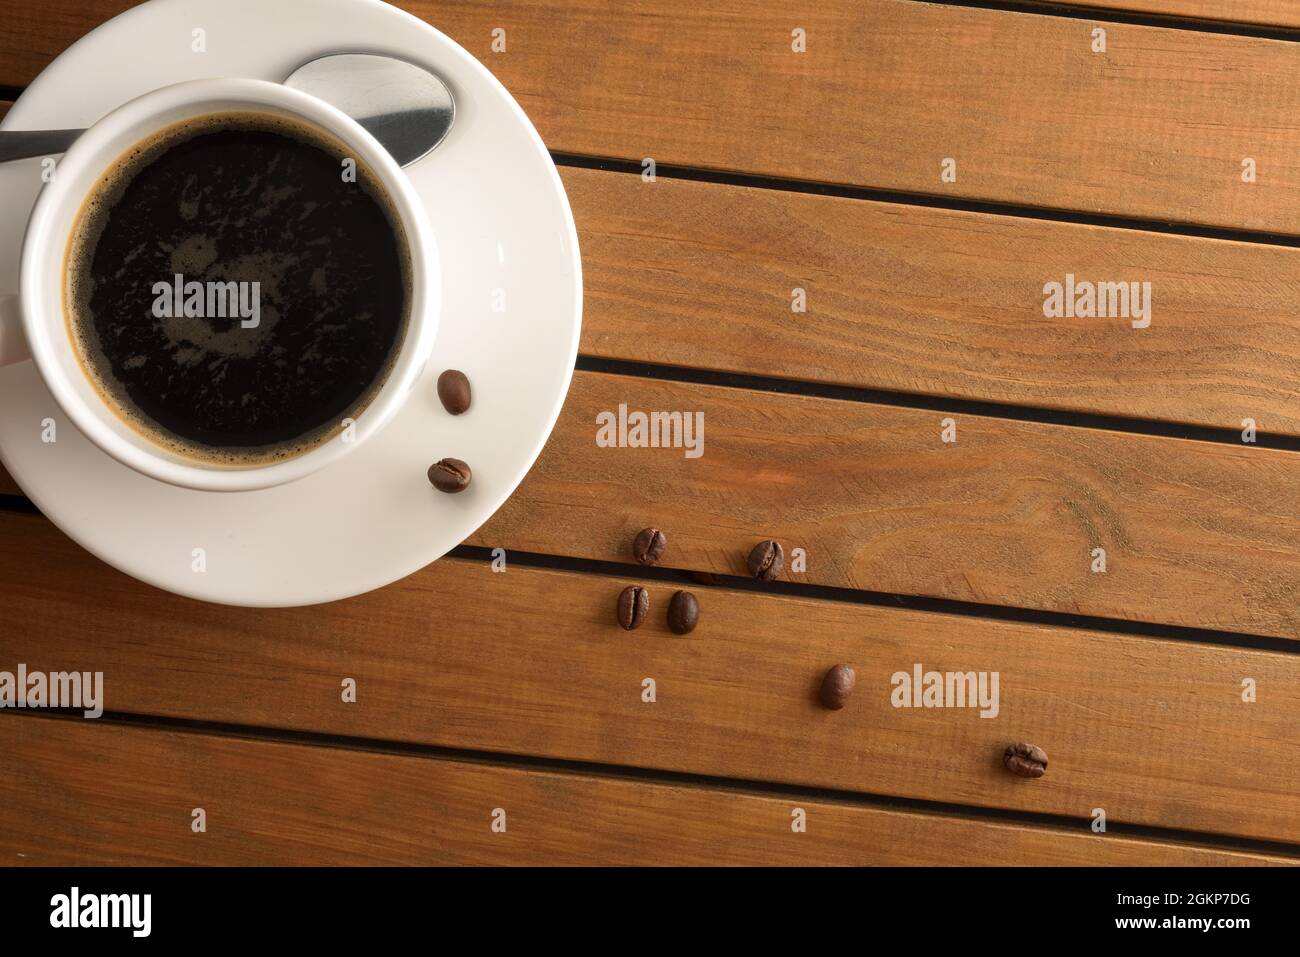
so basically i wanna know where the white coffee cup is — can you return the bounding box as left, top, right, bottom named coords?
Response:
left=0, top=77, right=439, bottom=492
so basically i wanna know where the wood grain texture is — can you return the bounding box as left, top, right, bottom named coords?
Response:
left=3, top=510, right=1299, bottom=844
left=3, top=0, right=1299, bottom=865
left=1020, top=0, right=1300, bottom=30
left=474, top=371, right=1300, bottom=639
left=567, top=166, right=1300, bottom=434
left=5, top=717, right=1287, bottom=865
left=5, top=1, right=1300, bottom=232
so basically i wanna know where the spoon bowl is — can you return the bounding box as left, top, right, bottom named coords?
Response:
left=285, top=53, right=454, bottom=167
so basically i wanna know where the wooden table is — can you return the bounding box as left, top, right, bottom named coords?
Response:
left=2, top=0, right=1299, bottom=866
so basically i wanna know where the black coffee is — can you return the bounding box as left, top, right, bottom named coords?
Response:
left=65, top=112, right=410, bottom=465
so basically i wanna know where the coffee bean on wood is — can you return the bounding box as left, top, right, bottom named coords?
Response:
left=617, top=585, right=649, bottom=630
left=667, top=590, right=699, bottom=634
left=747, top=540, right=784, bottom=580
left=633, top=527, right=667, bottom=566
left=819, top=665, right=855, bottom=709
left=1003, top=743, right=1048, bottom=778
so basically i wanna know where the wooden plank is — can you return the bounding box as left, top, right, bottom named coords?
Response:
left=7, top=370, right=1300, bottom=637
left=567, top=166, right=1300, bottom=435
left=3, top=510, right=1300, bottom=844
left=474, top=370, right=1300, bottom=640
left=5, top=2, right=1300, bottom=233
left=1020, top=1, right=1300, bottom=30
left=0, top=717, right=1290, bottom=865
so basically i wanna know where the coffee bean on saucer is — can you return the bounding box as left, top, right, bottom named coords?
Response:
left=1003, top=743, right=1048, bottom=778
left=747, top=540, right=784, bottom=580
left=617, top=585, right=649, bottom=630
left=632, top=527, right=667, bottom=565
left=819, top=665, right=855, bottom=710
left=667, top=590, right=699, bottom=634
left=428, top=458, right=471, bottom=493
left=437, top=369, right=472, bottom=415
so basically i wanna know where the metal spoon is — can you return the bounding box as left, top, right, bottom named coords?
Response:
left=0, top=53, right=455, bottom=166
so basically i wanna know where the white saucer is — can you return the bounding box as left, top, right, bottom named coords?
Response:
left=0, top=0, right=581, bottom=606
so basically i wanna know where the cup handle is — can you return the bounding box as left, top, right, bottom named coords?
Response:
left=0, top=294, right=31, bottom=365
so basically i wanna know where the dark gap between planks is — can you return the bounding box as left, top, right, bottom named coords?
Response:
left=575, top=357, right=1300, bottom=452
left=0, top=498, right=1297, bottom=658
left=8, top=708, right=1299, bottom=861
left=448, top=547, right=1300, bottom=656
left=552, top=152, right=1300, bottom=249
left=925, top=0, right=1300, bottom=43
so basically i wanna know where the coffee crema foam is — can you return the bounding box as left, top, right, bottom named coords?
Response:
left=64, top=111, right=412, bottom=467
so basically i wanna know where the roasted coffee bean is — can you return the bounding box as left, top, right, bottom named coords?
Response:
left=747, top=540, right=784, bottom=580
left=667, top=590, right=699, bottom=634
left=437, top=369, right=472, bottom=415
left=1003, top=743, right=1048, bottom=778
left=689, top=570, right=720, bottom=586
left=633, top=527, right=668, bottom=566
left=617, top=585, right=649, bottom=630
left=428, top=457, right=471, bottom=493
left=819, top=665, right=855, bottom=710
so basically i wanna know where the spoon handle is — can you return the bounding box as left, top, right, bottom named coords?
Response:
left=0, top=129, right=83, bottom=163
